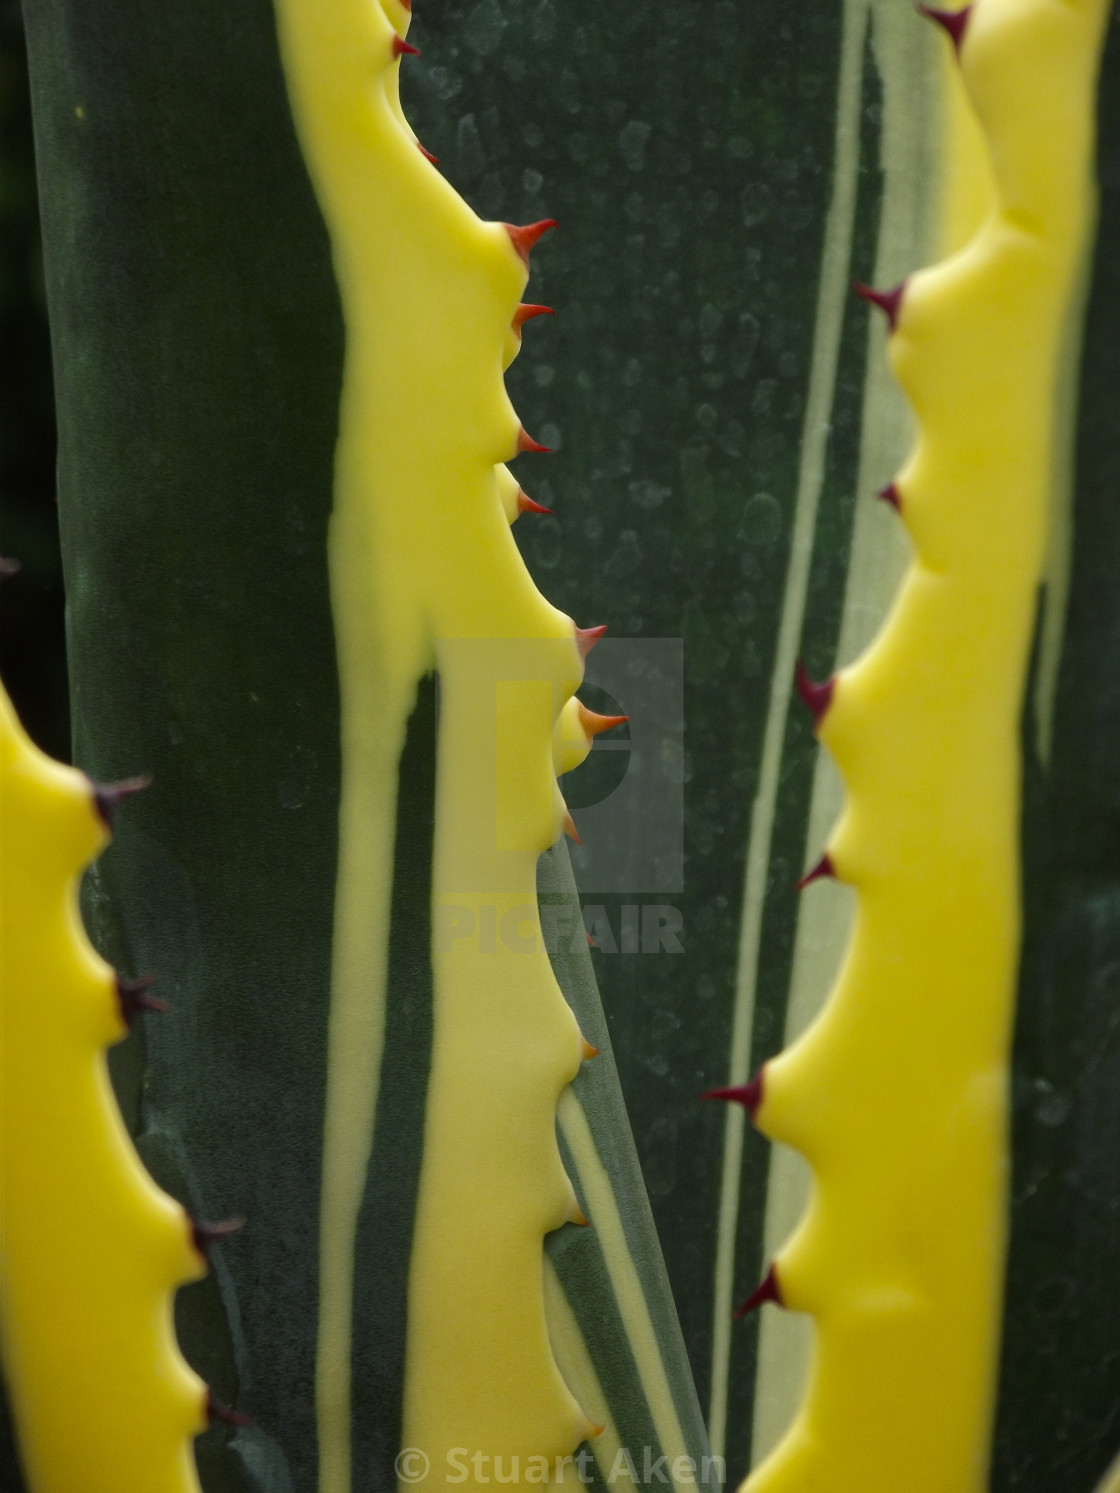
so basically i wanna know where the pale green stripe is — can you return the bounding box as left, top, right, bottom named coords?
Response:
left=557, top=1090, right=695, bottom=1493
left=706, top=0, right=870, bottom=1461
left=543, top=1259, right=626, bottom=1478
left=317, top=690, right=411, bottom=1493
left=749, top=1, right=941, bottom=1465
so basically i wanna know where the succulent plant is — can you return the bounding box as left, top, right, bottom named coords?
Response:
left=714, top=0, right=1111, bottom=1484
left=8, top=0, right=707, bottom=1489
left=4, top=0, right=1120, bottom=1490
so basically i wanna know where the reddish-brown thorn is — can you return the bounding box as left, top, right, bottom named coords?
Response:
left=517, top=490, right=553, bottom=516
left=795, top=660, right=835, bottom=727
left=582, top=1036, right=600, bottom=1060
left=504, top=218, right=558, bottom=265
left=572, top=1204, right=591, bottom=1227
left=853, top=279, right=906, bottom=332
left=586, top=931, right=596, bottom=947
left=794, top=853, right=834, bottom=892
left=192, top=1217, right=245, bottom=1261
left=116, top=973, right=171, bottom=1026
left=517, top=426, right=553, bottom=454
left=0, top=555, right=21, bottom=583
left=702, top=1069, right=764, bottom=1121
left=417, top=142, right=439, bottom=165
left=513, top=302, right=555, bottom=330
left=918, top=3, right=971, bottom=51
left=877, top=480, right=902, bottom=512
left=399, top=0, right=412, bottom=9
left=575, top=623, right=608, bottom=659
left=588, top=1424, right=606, bottom=1439
left=92, top=773, right=152, bottom=830
left=577, top=702, right=628, bottom=737
left=392, top=35, right=420, bottom=56
left=563, top=811, right=582, bottom=846
left=206, top=1391, right=252, bottom=1430
left=735, top=1263, right=783, bottom=1319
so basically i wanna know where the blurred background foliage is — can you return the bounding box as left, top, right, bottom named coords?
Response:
left=0, top=0, right=67, bottom=762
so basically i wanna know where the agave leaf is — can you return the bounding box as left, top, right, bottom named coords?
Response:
left=17, top=0, right=708, bottom=1489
